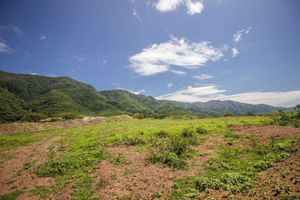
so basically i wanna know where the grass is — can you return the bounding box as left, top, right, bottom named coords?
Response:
left=169, top=132, right=296, bottom=199
left=0, top=116, right=275, bottom=199
left=0, top=190, right=23, bottom=200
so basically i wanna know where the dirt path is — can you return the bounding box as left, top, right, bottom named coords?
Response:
left=93, top=134, right=224, bottom=200
left=0, top=136, right=61, bottom=196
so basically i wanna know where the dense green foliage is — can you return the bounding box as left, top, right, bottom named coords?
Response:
left=0, top=71, right=288, bottom=122
left=270, top=107, right=300, bottom=127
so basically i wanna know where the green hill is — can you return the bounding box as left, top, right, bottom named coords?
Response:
left=0, top=71, right=288, bottom=122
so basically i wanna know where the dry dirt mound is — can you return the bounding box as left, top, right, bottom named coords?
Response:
left=93, top=135, right=223, bottom=200
left=0, top=115, right=134, bottom=134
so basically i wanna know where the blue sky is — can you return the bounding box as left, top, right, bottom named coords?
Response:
left=0, top=0, right=300, bottom=107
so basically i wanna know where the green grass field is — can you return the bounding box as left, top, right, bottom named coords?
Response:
left=0, top=116, right=299, bottom=200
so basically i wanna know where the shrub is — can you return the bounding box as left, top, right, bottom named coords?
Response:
left=253, top=160, right=272, bottom=171
left=124, top=136, right=146, bottom=146
left=22, top=112, right=47, bottom=122
left=181, top=128, right=194, bottom=138
left=168, top=136, right=189, bottom=156
left=196, top=127, right=208, bottom=135
left=155, top=130, right=169, bottom=138
left=149, top=152, right=187, bottom=169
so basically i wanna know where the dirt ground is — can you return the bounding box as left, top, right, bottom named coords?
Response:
left=230, top=125, right=300, bottom=141
left=93, top=135, right=224, bottom=200
left=0, top=115, right=133, bottom=134
left=0, top=125, right=299, bottom=199
left=0, top=136, right=61, bottom=197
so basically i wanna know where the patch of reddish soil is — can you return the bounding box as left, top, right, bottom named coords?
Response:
left=93, top=135, right=224, bottom=200
left=0, top=115, right=133, bottom=134
left=0, top=136, right=61, bottom=197
left=196, top=125, right=300, bottom=199
left=245, top=140, right=300, bottom=199
left=230, top=125, right=300, bottom=141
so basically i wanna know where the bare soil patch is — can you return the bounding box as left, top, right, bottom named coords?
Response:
left=0, top=136, right=61, bottom=196
left=93, top=135, right=223, bottom=200
left=230, top=125, right=300, bottom=141
left=0, top=115, right=133, bottom=134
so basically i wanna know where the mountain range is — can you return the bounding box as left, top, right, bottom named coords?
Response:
left=0, top=71, right=289, bottom=122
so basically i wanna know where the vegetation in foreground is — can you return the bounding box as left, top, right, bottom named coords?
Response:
left=0, top=116, right=299, bottom=199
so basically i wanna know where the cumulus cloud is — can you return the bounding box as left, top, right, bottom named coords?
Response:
left=233, top=26, right=252, bottom=43
left=155, top=0, right=204, bottom=15
left=193, top=73, right=214, bottom=80
left=129, top=36, right=224, bottom=76
left=232, top=47, right=239, bottom=57
left=156, top=85, right=300, bottom=107
left=133, top=8, right=142, bottom=21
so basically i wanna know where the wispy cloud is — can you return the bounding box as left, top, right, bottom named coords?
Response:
left=133, top=8, right=142, bottom=21
left=155, top=0, right=204, bottom=15
left=171, top=70, right=187, bottom=75
left=167, top=83, right=173, bottom=88
left=129, top=36, right=224, bottom=76
left=156, top=85, right=300, bottom=107
left=73, top=55, right=86, bottom=62
left=0, top=24, right=23, bottom=36
left=193, top=73, right=214, bottom=80
left=117, top=87, right=146, bottom=95
left=0, top=39, right=12, bottom=53
left=233, top=26, right=252, bottom=43
left=232, top=47, right=239, bottom=57
left=39, top=35, right=47, bottom=41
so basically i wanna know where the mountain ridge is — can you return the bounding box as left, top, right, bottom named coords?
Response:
left=0, top=71, right=289, bottom=122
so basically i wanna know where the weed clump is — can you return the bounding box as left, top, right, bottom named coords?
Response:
left=149, top=152, right=187, bottom=169
left=196, top=127, right=208, bottom=135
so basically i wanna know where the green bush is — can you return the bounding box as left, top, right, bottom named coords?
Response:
left=22, top=113, right=47, bottom=122
left=181, top=128, right=194, bottom=138
left=149, top=152, right=187, bottom=169
left=253, top=160, right=272, bottom=171
left=155, top=130, right=169, bottom=138
left=195, top=127, right=208, bottom=135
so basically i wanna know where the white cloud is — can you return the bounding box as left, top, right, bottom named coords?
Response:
left=232, top=47, right=239, bottom=57
left=73, top=55, right=86, bottom=62
left=133, top=8, right=142, bottom=21
left=233, top=26, right=252, bottom=43
left=155, top=0, right=182, bottom=12
left=129, top=36, right=224, bottom=76
left=185, top=0, right=204, bottom=15
left=117, top=88, right=146, bottom=95
left=40, top=35, right=47, bottom=41
left=156, top=85, right=300, bottom=107
left=102, top=60, right=108, bottom=64
left=167, top=83, right=173, bottom=88
left=155, top=0, right=204, bottom=15
left=193, top=73, right=214, bottom=80
left=0, top=24, right=23, bottom=36
left=0, top=40, right=12, bottom=53
left=157, top=85, right=225, bottom=102
left=171, top=70, right=187, bottom=75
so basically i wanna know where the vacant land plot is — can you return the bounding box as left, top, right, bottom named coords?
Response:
left=0, top=116, right=299, bottom=199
